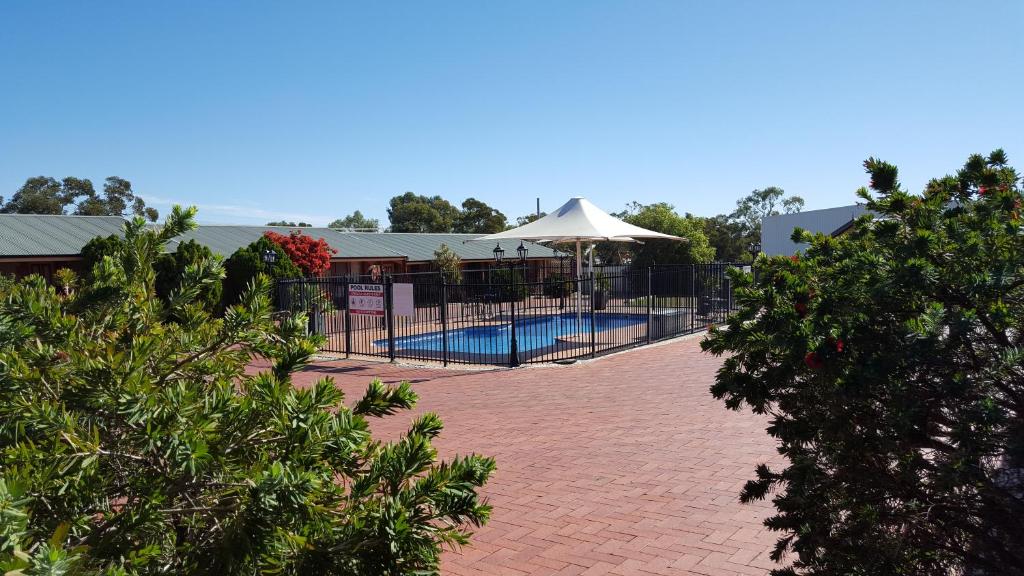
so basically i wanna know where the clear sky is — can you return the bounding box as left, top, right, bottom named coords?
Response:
left=1, top=1, right=1021, bottom=226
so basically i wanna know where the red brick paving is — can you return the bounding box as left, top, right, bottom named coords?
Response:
left=281, top=334, right=785, bottom=575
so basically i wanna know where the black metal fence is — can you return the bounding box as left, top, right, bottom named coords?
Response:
left=277, top=263, right=738, bottom=367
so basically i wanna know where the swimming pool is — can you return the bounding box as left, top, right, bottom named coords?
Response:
left=376, top=313, right=646, bottom=356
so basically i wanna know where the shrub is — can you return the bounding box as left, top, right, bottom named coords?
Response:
left=222, top=236, right=302, bottom=307
left=490, top=267, right=528, bottom=301
left=263, top=230, right=336, bottom=276
left=0, top=206, right=494, bottom=574
left=79, top=233, right=123, bottom=281
left=702, top=151, right=1024, bottom=575
left=543, top=273, right=575, bottom=298
left=433, top=243, right=462, bottom=284
left=154, top=239, right=222, bottom=312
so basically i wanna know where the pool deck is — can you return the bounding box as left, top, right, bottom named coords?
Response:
left=261, top=333, right=785, bottom=575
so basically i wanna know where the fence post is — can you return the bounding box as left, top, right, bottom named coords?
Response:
left=690, top=265, right=696, bottom=333
left=508, top=266, right=520, bottom=367
left=343, top=279, right=352, bottom=358
left=646, top=267, right=652, bottom=345
left=440, top=277, right=449, bottom=367
left=385, top=277, right=396, bottom=362
left=589, top=271, right=596, bottom=358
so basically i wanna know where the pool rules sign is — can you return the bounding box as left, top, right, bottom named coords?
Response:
left=348, top=284, right=384, bottom=316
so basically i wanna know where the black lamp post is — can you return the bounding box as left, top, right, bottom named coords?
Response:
left=493, top=242, right=527, bottom=367
left=262, top=249, right=277, bottom=265
left=747, top=240, right=761, bottom=263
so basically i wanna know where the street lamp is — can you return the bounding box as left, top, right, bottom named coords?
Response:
left=516, top=241, right=528, bottom=262
left=262, top=249, right=277, bottom=265
left=493, top=242, right=526, bottom=367
left=747, top=241, right=761, bottom=262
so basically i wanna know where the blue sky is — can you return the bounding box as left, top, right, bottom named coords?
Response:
left=1, top=1, right=1021, bottom=225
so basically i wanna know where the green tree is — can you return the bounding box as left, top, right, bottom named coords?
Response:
left=455, top=198, right=507, bottom=234
left=1, top=176, right=96, bottom=214
left=617, top=202, right=714, bottom=268
left=328, top=210, right=380, bottom=231
left=154, top=239, right=223, bottom=312
left=0, top=206, right=494, bottom=574
left=74, top=176, right=159, bottom=222
left=703, top=214, right=750, bottom=262
left=266, top=220, right=311, bottom=227
left=515, top=212, right=545, bottom=226
left=432, top=243, right=462, bottom=283
left=702, top=151, right=1024, bottom=575
left=222, top=236, right=302, bottom=307
left=729, top=186, right=803, bottom=239
left=79, top=234, right=125, bottom=281
left=387, top=192, right=459, bottom=233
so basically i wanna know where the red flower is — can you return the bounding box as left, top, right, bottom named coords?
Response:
left=835, top=338, right=845, bottom=353
left=790, top=254, right=800, bottom=262
left=804, top=352, right=824, bottom=370
left=264, top=230, right=338, bottom=276
left=794, top=302, right=808, bottom=317
left=978, top=185, right=988, bottom=195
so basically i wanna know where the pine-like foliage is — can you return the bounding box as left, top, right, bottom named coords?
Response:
left=703, top=151, right=1024, bottom=575
left=0, top=206, right=494, bottom=575
left=432, top=244, right=462, bottom=284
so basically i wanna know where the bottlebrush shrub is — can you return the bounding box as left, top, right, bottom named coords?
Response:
left=0, top=207, right=493, bottom=574
left=702, top=150, right=1024, bottom=575
left=264, top=230, right=337, bottom=276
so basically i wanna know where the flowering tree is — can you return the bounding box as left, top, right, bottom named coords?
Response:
left=703, top=151, right=1023, bottom=575
left=264, top=230, right=337, bottom=276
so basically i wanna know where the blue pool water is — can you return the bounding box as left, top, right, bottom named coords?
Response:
left=376, top=313, right=645, bottom=355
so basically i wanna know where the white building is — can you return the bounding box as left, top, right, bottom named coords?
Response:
left=761, top=204, right=870, bottom=256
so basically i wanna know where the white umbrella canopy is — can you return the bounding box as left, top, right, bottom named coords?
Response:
left=472, top=197, right=682, bottom=244
left=470, top=196, right=685, bottom=276
left=469, top=197, right=686, bottom=320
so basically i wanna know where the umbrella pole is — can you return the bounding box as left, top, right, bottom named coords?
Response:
left=576, top=239, right=583, bottom=327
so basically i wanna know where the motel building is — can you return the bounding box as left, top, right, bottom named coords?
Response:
left=0, top=214, right=560, bottom=282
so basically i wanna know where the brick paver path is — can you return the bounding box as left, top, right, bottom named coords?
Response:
left=283, top=334, right=784, bottom=575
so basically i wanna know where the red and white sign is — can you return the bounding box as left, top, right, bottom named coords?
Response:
left=348, top=283, right=385, bottom=316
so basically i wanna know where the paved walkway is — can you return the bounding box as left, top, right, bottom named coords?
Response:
left=283, top=335, right=783, bottom=576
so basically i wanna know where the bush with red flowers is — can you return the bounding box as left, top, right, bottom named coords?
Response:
left=264, top=230, right=337, bottom=276
left=802, top=351, right=824, bottom=369
left=703, top=150, right=1024, bottom=575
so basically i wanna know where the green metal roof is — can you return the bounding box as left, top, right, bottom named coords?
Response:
left=334, top=232, right=559, bottom=262
left=0, top=214, right=126, bottom=257
left=0, top=215, right=560, bottom=263
left=169, top=229, right=557, bottom=262
left=166, top=226, right=402, bottom=259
